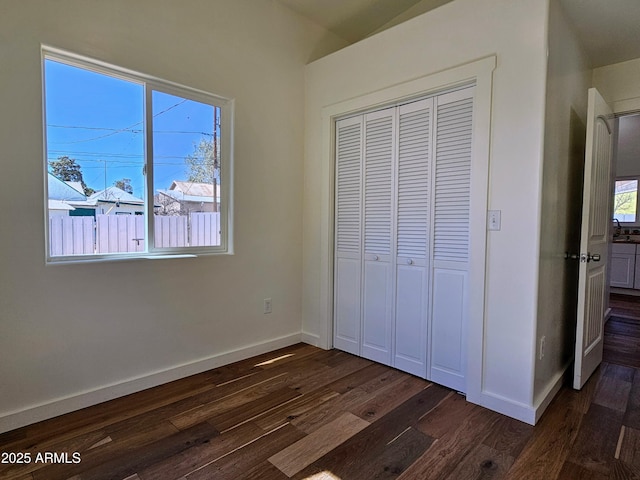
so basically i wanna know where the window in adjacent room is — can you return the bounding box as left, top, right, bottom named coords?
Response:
left=614, top=178, right=639, bottom=224
left=43, top=48, right=233, bottom=262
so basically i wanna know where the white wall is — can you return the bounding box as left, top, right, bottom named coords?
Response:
left=593, top=57, right=640, bottom=114
left=303, top=0, right=550, bottom=422
left=0, top=0, right=347, bottom=432
left=535, top=0, right=591, bottom=414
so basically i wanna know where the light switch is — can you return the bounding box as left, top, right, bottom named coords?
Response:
left=488, top=210, right=501, bottom=231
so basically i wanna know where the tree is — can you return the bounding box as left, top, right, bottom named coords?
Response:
left=185, top=138, right=219, bottom=184
left=614, top=191, right=635, bottom=214
left=114, top=178, right=133, bottom=194
left=49, top=156, right=95, bottom=195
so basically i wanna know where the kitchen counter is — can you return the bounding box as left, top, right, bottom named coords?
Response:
left=614, top=238, right=640, bottom=244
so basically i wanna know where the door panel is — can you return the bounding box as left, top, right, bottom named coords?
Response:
left=362, top=258, right=393, bottom=364
left=430, top=267, right=467, bottom=392
left=334, top=116, right=363, bottom=355
left=361, top=108, right=395, bottom=365
left=334, top=255, right=361, bottom=355
left=573, top=88, right=613, bottom=390
left=395, top=264, right=428, bottom=376
left=429, top=87, right=474, bottom=392
left=394, top=99, right=432, bottom=377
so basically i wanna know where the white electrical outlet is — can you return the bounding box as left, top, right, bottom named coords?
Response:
left=539, top=336, right=546, bottom=360
left=264, top=298, right=272, bottom=314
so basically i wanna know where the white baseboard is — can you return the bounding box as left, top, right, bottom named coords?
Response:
left=468, top=364, right=568, bottom=426
left=0, top=333, right=302, bottom=434
left=533, top=366, right=567, bottom=424
left=468, top=390, right=537, bottom=425
left=301, top=331, right=321, bottom=347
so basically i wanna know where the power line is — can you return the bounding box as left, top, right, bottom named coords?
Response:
left=47, top=124, right=213, bottom=136
left=48, top=98, right=189, bottom=145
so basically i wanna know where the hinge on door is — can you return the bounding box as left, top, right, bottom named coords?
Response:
left=142, top=165, right=147, bottom=176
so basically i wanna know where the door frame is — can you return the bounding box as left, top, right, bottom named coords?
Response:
left=316, top=56, right=495, bottom=402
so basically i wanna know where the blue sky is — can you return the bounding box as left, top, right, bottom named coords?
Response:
left=44, top=59, right=217, bottom=198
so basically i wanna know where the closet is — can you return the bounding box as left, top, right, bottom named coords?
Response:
left=333, top=85, right=474, bottom=392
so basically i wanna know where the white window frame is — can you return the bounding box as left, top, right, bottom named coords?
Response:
left=42, top=47, right=234, bottom=264
left=613, top=176, right=640, bottom=226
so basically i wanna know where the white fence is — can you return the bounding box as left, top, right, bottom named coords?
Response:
left=49, top=213, right=220, bottom=256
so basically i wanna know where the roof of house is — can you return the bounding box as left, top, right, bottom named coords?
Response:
left=157, top=189, right=218, bottom=204
left=89, top=186, right=144, bottom=205
left=48, top=173, right=87, bottom=201
left=65, top=181, right=85, bottom=195
left=169, top=181, right=218, bottom=197
left=48, top=200, right=76, bottom=211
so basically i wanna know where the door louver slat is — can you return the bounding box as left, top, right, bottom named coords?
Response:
left=364, top=115, right=394, bottom=255
left=434, top=97, right=473, bottom=262
left=397, top=107, right=430, bottom=259
left=336, top=122, right=362, bottom=253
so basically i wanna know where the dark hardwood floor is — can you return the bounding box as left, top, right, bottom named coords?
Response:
left=1, top=329, right=640, bottom=479
left=607, top=294, right=640, bottom=369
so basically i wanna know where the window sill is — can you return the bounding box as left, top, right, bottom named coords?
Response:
left=44, top=252, right=226, bottom=265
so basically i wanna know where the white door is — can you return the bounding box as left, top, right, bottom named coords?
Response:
left=334, top=116, right=363, bottom=355
left=573, top=88, right=613, bottom=390
left=394, top=98, right=433, bottom=377
left=429, top=87, right=475, bottom=392
left=362, top=108, right=395, bottom=365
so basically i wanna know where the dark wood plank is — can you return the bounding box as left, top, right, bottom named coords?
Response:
left=400, top=402, right=503, bottom=480
left=295, top=425, right=433, bottom=480
left=593, top=369, right=633, bottom=412
left=611, top=459, right=640, bottom=480
left=33, top=422, right=219, bottom=480
left=624, top=371, right=640, bottom=429
left=136, top=421, right=264, bottom=480
left=351, top=375, right=429, bottom=423
left=444, top=444, right=514, bottom=480
left=557, top=461, right=609, bottom=480
left=290, top=370, right=419, bottom=434
left=207, top=387, right=301, bottom=432
left=324, top=361, right=397, bottom=394
left=268, top=412, right=369, bottom=476
left=253, top=387, right=339, bottom=431
left=185, top=423, right=305, bottom=480
left=566, top=403, right=624, bottom=475
left=482, top=415, right=534, bottom=458
left=242, top=461, right=290, bottom=480
left=619, top=426, right=640, bottom=469
left=294, top=385, right=449, bottom=480
left=502, top=404, right=582, bottom=480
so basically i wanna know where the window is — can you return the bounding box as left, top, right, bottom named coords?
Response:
left=614, top=178, right=639, bottom=224
left=43, top=48, right=233, bottom=262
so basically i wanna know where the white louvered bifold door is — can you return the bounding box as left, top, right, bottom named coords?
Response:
left=334, top=116, right=363, bottom=355
left=429, top=86, right=475, bottom=392
left=393, top=99, right=433, bottom=377
left=361, top=107, right=396, bottom=366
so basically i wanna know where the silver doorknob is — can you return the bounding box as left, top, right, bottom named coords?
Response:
left=373, top=255, right=379, bottom=261
left=565, top=252, right=601, bottom=262
left=589, top=253, right=601, bottom=262
left=578, top=253, right=601, bottom=263
left=406, top=259, right=413, bottom=265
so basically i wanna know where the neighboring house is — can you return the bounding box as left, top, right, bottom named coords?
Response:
left=86, top=186, right=145, bottom=215
left=155, top=180, right=219, bottom=215
left=47, top=172, right=86, bottom=216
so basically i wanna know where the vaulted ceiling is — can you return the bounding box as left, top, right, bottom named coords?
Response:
left=277, top=0, right=640, bottom=68
left=276, top=0, right=453, bottom=44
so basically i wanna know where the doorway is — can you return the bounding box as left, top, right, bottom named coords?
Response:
left=609, top=113, right=640, bottom=368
